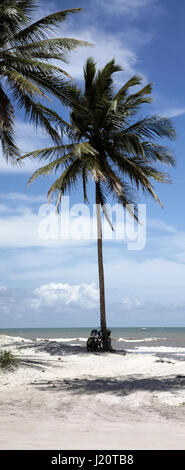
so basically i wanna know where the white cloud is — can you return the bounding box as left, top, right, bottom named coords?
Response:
left=162, top=108, right=185, bottom=118
left=32, top=282, right=99, bottom=309
left=0, top=204, right=9, bottom=214
left=96, top=0, right=155, bottom=14
left=0, top=286, right=29, bottom=316
left=147, top=219, right=178, bottom=234
left=63, top=28, right=140, bottom=82
left=0, top=205, right=96, bottom=248
left=0, top=154, right=40, bottom=174
left=0, top=192, right=46, bottom=204
left=121, top=296, right=142, bottom=308
left=107, top=256, right=185, bottom=305
left=0, top=120, right=50, bottom=173
left=37, top=2, right=152, bottom=83
left=0, top=210, right=42, bottom=247
left=0, top=192, right=182, bottom=252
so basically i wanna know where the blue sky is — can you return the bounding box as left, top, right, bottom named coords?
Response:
left=1, top=0, right=185, bottom=328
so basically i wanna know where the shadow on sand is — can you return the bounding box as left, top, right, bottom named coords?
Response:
left=3, top=339, right=185, bottom=399
left=31, top=374, right=185, bottom=398
left=4, top=338, right=126, bottom=357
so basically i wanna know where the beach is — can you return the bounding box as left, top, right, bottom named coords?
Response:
left=0, top=333, right=185, bottom=450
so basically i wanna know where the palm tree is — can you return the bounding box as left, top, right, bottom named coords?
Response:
left=0, top=0, right=89, bottom=160
left=19, top=58, right=176, bottom=351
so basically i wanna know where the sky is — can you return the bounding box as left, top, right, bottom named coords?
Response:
left=1, top=0, right=185, bottom=328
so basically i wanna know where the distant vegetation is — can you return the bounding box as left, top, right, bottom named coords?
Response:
left=0, top=350, right=19, bottom=370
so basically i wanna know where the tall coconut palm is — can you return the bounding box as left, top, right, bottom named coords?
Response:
left=19, top=58, right=176, bottom=350
left=0, top=0, right=89, bottom=160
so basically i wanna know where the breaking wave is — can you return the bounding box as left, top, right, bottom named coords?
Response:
left=115, top=337, right=167, bottom=343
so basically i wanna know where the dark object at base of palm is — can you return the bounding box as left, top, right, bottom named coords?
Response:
left=87, top=328, right=112, bottom=352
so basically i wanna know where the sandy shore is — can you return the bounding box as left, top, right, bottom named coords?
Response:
left=0, top=334, right=185, bottom=450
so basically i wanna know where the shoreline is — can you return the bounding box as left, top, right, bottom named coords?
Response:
left=0, top=335, right=185, bottom=450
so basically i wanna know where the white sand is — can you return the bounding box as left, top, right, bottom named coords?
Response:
left=0, top=334, right=185, bottom=450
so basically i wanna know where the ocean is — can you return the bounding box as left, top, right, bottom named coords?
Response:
left=1, top=327, right=185, bottom=359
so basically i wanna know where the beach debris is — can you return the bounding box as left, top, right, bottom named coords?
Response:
left=156, top=359, right=174, bottom=364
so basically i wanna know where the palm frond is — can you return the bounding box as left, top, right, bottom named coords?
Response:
left=15, top=1, right=37, bottom=18
left=0, top=2, right=90, bottom=161
left=23, top=57, right=176, bottom=219
left=33, top=104, right=72, bottom=132
left=47, top=159, right=83, bottom=210
left=5, top=69, right=48, bottom=98
left=27, top=152, right=77, bottom=185
left=0, top=1, right=28, bottom=44
left=114, top=74, right=142, bottom=103
left=12, top=37, right=91, bottom=59
left=94, top=59, right=122, bottom=102
left=13, top=95, right=62, bottom=144
left=20, top=140, right=98, bottom=162
left=11, top=69, right=74, bottom=105
left=141, top=141, right=175, bottom=165
left=84, top=57, right=96, bottom=101
left=0, top=84, right=20, bottom=160
left=116, top=115, right=176, bottom=141
left=2, top=53, right=71, bottom=78
left=8, top=8, right=84, bottom=45
left=18, top=143, right=76, bottom=161
left=108, top=152, right=166, bottom=206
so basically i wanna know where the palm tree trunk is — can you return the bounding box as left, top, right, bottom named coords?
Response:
left=96, top=184, right=112, bottom=351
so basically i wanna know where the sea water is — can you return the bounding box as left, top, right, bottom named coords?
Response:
left=1, top=327, right=185, bottom=360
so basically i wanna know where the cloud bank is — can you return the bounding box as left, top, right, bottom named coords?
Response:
left=32, top=282, right=99, bottom=310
